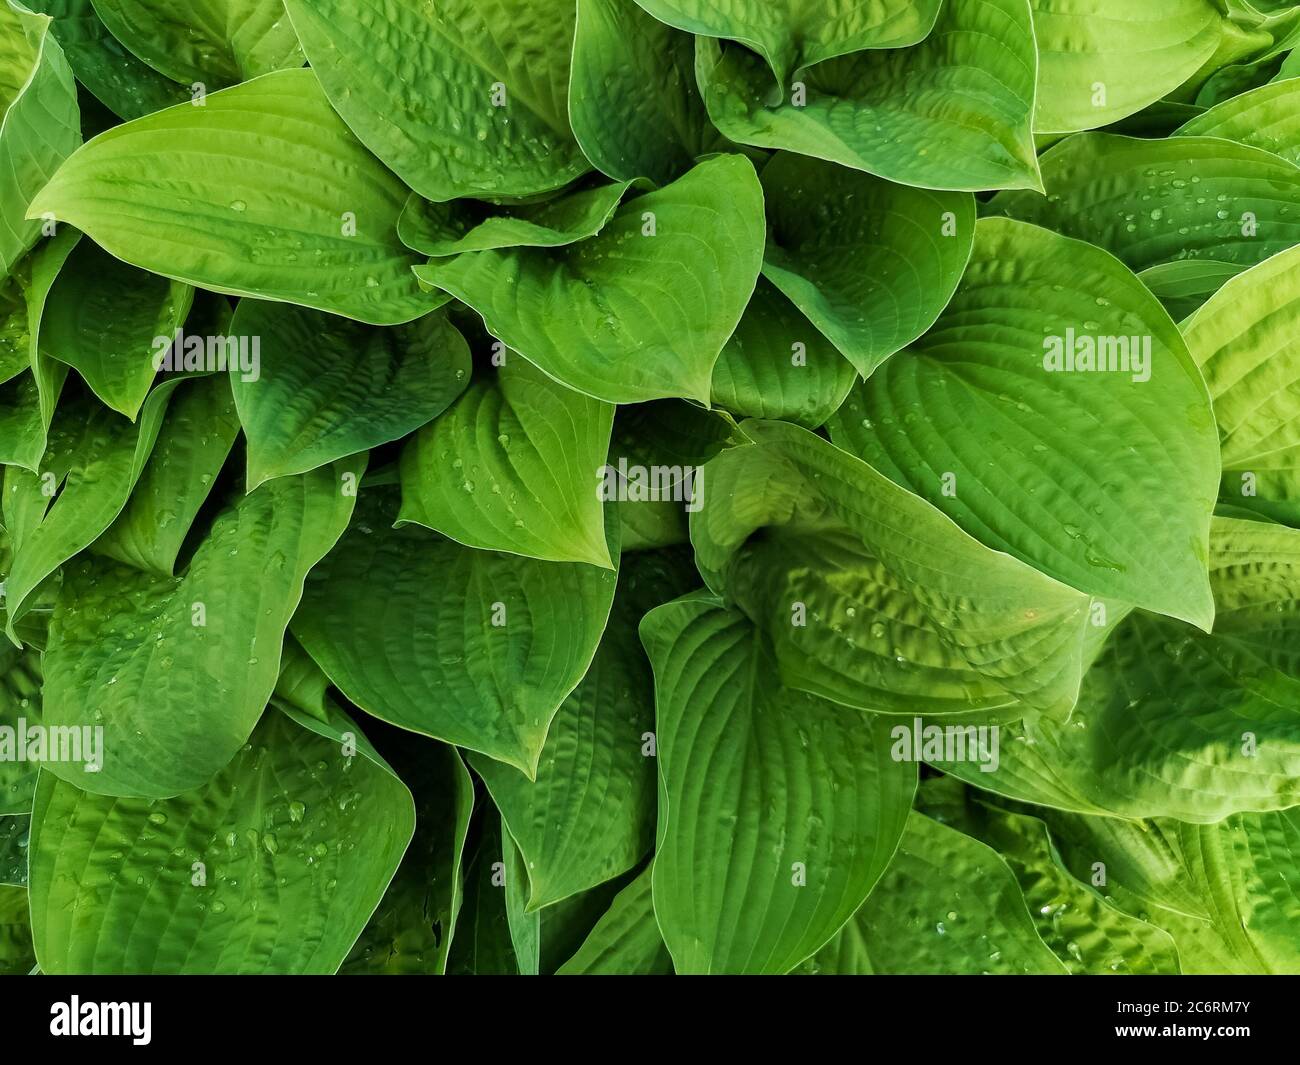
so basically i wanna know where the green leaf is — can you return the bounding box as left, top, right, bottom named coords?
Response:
left=710, top=277, right=856, bottom=428
left=41, top=236, right=192, bottom=417
left=230, top=300, right=471, bottom=491
left=398, top=355, right=614, bottom=568
left=3, top=383, right=176, bottom=638
left=938, top=518, right=1300, bottom=821
left=0, top=814, right=28, bottom=885
left=827, top=217, right=1219, bottom=630
left=1182, top=242, right=1300, bottom=524
left=759, top=153, right=974, bottom=378
left=640, top=593, right=916, bottom=974
left=399, top=181, right=633, bottom=257
left=1029, top=0, right=1225, bottom=133
left=0, top=648, right=42, bottom=814
left=555, top=865, right=672, bottom=974
left=27, top=0, right=191, bottom=119
left=38, top=457, right=363, bottom=798
left=0, top=0, right=81, bottom=277
left=692, top=420, right=1092, bottom=717
left=445, top=814, right=518, bottom=975
left=292, top=487, right=619, bottom=777
left=342, top=739, right=474, bottom=975
left=1175, top=75, right=1300, bottom=163
left=632, top=0, right=941, bottom=86
left=28, top=69, right=438, bottom=325
left=417, top=154, right=764, bottom=404
left=89, top=0, right=303, bottom=86
left=282, top=0, right=589, bottom=202
left=0, top=884, right=34, bottom=973
left=569, top=0, right=732, bottom=186
left=92, top=373, right=240, bottom=575
left=472, top=548, right=696, bottom=910
left=821, top=812, right=1067, bottom=975
left=988, top=133, right=1300, bottom=274
left=29, top=702, right=415, bottom=974
left=697, top=0, right=1040, bottom=193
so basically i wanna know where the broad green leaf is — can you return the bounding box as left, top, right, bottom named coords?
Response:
left=827, top=217, right=1219, bottom=630
left=922, top=787, right=1179, bottom=974
left=398, top=355, right=614, bottom=568
left=988, top=133, right=1300, bottom=274
left=472, top=548, right=696, bottom=910
left=938, top=519, right=1300, bottom=821
left=27, top=0, right=190, bottom=119
left=759, top=153, right=973, bottom=378
left=29, top=702, right=415, bottom=974
left=1030, top=0, right=1224, bottom=133
left=39, top=457, right=363, bottom=798
left=693, top=420, right=1092, bottom=717
left=40, top=236, right=192, bottom=417
left=230, top=300, right=471, bottom=491
left=399, top=181, right=632, bottom=257
left=292, top=487, right=619, bottom=777
left=342, top=738, right=474, bottom=975
left=0, top=814, right=27, bottom=885
left=619, top=495, right=688, bottom=552
left=282, top=0, right=589, bottom=202
left=1182, top=243, right=1300, bottom=524
left=555, top=865, right=672, bottom=974
left=89, top=0, right=303, bottom=86
left=1175, top=76, right=1300, bottom=163
left=697, top=0, right=1040, bottom=193
left=828, top=812, right=1067, bottom=975
left=0, top=0, right=81, bottom=277
left=641, top=593, right=917, bottom=974
left=1138, top=258, right=1243, bottom=320
left=92, top=373, right=240, bottom=575
left=3, top=383, right=176, bottom=639
left=28, top=69, right=438, bottom=325
left=0, top=884, right=33, bottom=973
left=710, top=277, right=856, bottom=429
left=569, top=0, right=731, bottom=186
left=632, top=0, right=941, bottom=86
left=416, top=154, right=764, bottom=404
left=0, top=647, right=42, bottom=814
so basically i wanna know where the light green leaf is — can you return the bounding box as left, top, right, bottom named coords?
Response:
left=230, top=300, right=471, bottom=491
left=282, top=0, right=589, bottom=202
left=640, top=593, right=917, bottom=974
left=417, top=154, right=764, bottom=404
left=342, top=740, right=474, bottom=975
left=38, top=457, right=363, bottom=798
left=632, top=0, right=941, bottom=86
left=92, top=373, right=240, bottom=575
left=1182, top=242, right=1300, bottom=524
left=292, top=487, right=619, bottom=778
left=29, top=701, right=415, bottom=974
left=398, top=355, right=614, bottom=568
left=759, top=153, right=973, bottom=378
left=0, top=0, right=81, bottom=277
left=0, top=884, right=34, bottom=973
left=555, top=865, right=672, bottom=974
left=710, top=277, right=856, bottom=429
left=1030, top=0, right=1224, bottom=133
left=0, top=647, right=42, bottom=814
left=831, top=812, right=1067, bottom=975
left=41, top=236, right=192, bottom=417
left=4, top=383, right=176, bottom=639
left=697, top=0, right=1040, bottom=193
left=399, top=181, right=633, bottom=257
left=28, top=69, right=438, bottom=325
left=693, top=420, right=1092, bottom=717
left=472, top=548, right=696, bottom=911
left=1175, top=75, right=1300, bottom=163
left=988, top=133, right=1300, bottom=274
left=569, top=0, right=732, bottom=186
left=89, top=0, right=303, bottom=86
left=827, top=217, right=1219, bottom=630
